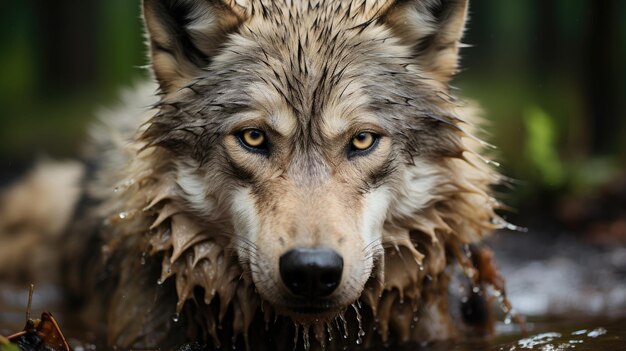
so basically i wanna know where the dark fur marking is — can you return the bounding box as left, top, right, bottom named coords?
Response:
left=222, top=156, right=255, bottom=183
left=367, top=156, right=397, bottom=190
left=149, top=0, right=210, bottom=69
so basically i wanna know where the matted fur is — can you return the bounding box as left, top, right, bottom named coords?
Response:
left=0, top=0, right=514, bottom=349
left=81, top=84, right=506, bottom=349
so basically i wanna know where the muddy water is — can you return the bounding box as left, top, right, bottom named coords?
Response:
left=0, top=284, right=626, bottom=351
left=413, top=317, right=626, bottom=351
left=2, top=230, right=625, bottom=350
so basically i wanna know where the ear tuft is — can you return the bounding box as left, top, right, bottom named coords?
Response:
left=384, top=0, right=469, bottom=85
left=143, top=0, right=247, bottom=93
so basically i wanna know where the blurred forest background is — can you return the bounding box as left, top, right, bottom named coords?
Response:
left=0, top=0, right=624, bottom=238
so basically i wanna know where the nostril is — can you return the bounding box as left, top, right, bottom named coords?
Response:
left=279, top=248, right=343, bottom=298
left=284, top=272, right=304, bottom=289
left=320, top=271, right=340, bottom=287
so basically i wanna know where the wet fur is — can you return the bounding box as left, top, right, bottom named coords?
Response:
left=1, top=0, right=510, bottom=349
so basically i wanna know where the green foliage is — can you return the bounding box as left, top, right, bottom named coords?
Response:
left=0, top=342, right=19, bottom=351
left=523, top=106, right=565, bottom=188
left=521, top=106, right=619, bottom=200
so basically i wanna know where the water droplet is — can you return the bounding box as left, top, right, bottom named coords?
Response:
left=293, top=323, right=300, bottom=351
left=464, top=244, right=472, bottom=258
left=339, top=315, right=349, bottom=339
left=352, top=303, right=365, bottom=345
left=485, top=159, right=500, bottom=167
left=587, top=327, right=606, bottom=338
left=302, top=326, right=310, bottom=351
left=231, top=336, right=237, bottom=350
left=326, top=322, right=333, bottom=342
left=172, top=313, right=180, bottom=323
left=157, top=278, right=163, bottom=285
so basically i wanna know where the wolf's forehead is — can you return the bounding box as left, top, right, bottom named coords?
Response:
left=218, top=1, right=405, bottom=134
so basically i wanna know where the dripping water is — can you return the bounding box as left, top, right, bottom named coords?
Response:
left=113, top=178, right=136, bottom=193
left=231, top=335, right=238, bottom=350
left=326, top=322, right=333, bottom=342
left=352, top=303, right=365, bottom=345
left=302, top=325, right=310, bottom=351
left=293, top=323, right=299, bottom=351
left=464, top=244, right=473, bottom=259
left=504, top=314, right=512, bottom=325
left=411, top=304, right=419, bottom=329
left=338, top=314, right=349, bottom=339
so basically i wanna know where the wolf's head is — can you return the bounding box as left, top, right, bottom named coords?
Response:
left=140, top=0, right=494, bottom=322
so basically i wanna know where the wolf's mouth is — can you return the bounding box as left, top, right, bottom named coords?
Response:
left=278, top=298, right=343, bottom=317
left=291, top=305, right=334, bottom=314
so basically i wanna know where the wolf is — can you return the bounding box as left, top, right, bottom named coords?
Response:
left=0, top=0, right=512, bottom=349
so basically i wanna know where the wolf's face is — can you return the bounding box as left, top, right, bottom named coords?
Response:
left=142, top=0, right=469, bottom=320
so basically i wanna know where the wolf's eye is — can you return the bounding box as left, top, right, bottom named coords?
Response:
left=350, top=132, right=378, bottom=154
left=238, top=129, right=268, bottom=151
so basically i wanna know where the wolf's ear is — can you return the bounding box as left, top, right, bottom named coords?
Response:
left=143, top=0, right=248, bottom=92
left=384, top=0, right=469, bottom=85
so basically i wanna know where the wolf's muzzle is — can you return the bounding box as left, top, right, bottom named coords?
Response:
left=279, top=248, right=343, bottom=298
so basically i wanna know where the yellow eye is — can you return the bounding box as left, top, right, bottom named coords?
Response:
left=351, top=132, right=376, bottom=151
left=239, top=129, right=267, bottom=149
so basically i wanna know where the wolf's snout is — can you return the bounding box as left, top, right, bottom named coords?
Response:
left=279, top=248, right=343, bottom=298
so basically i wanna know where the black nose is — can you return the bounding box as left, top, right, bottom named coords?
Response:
left=279, top=248, right=343, bottom=298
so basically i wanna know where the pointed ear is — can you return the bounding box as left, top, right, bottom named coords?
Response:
left=142, top=0, right=248, bottom=92
left=384, top=0, right=469, bottom=84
